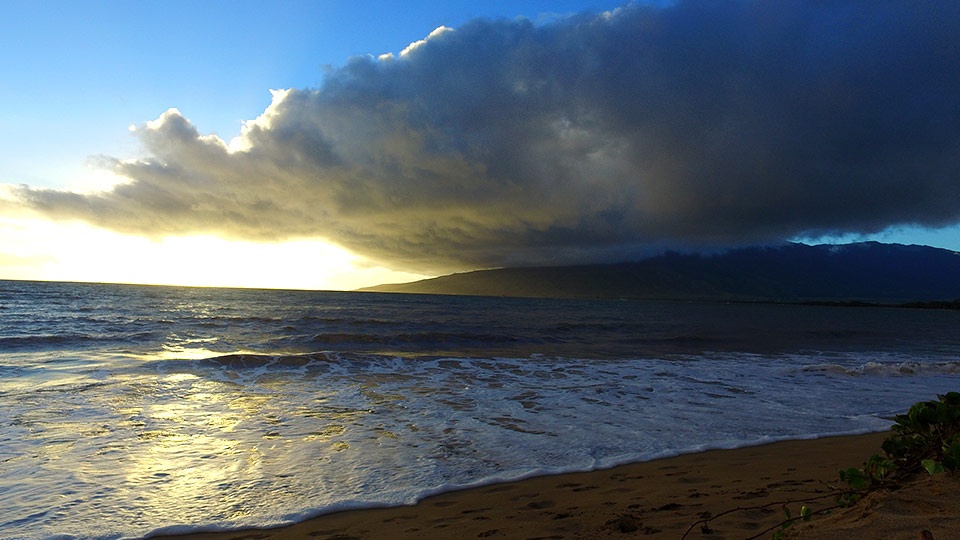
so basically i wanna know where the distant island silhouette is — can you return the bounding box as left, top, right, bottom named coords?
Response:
left=362, top=242, right=960, bottom=305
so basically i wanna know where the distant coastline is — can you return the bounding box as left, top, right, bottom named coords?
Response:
left=362, top=242, right=960, bottom=305
left=798, top=299, right=960, bottom=310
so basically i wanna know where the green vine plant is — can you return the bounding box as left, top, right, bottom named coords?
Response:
left=682, top=392, right=960, bottom=539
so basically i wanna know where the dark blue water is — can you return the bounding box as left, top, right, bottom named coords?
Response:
left=3, top=279, right=958, bottom=358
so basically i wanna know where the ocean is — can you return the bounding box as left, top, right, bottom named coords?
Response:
left=1, top=279, right=959, bottom=540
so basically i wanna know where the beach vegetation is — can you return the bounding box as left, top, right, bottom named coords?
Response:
left=769, top=504, right=813, bottom=540
left=841, top=391, right=960, bottom=494
left=684, top=392, right=960, bottom=539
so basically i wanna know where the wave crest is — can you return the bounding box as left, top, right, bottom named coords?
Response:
left=803, top=361, right=960, bottom=377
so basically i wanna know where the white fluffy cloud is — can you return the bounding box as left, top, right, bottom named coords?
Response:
left=15, top=1, right=960, bottom=273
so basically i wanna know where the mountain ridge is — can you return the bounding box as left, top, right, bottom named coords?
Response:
left=360, top=242, right=960, bottom=303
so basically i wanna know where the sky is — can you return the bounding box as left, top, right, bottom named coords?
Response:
left=1, top=1, right=959, bottom=290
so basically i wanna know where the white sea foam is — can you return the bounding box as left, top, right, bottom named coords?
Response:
left=2, top=351, right=957, bottom=539
left=802, top=359, right=960, bottom=376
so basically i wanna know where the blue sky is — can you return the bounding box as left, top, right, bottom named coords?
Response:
left=0, top=0, right=618, bottom=187
left=1, top=1, right=959, bottom=289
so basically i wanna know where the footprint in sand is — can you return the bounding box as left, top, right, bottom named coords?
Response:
left=733, top=489, right=769, bottom=500
left=460, top=507, right=491, bottom=515
left=382, top=514, right=417, bottom=523
left=610, top=473, right=644, bottom=482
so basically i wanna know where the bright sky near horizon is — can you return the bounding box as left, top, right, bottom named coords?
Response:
left=1, top=1, right=959, bottom=290
left=0, top=0, right=621, bottom=290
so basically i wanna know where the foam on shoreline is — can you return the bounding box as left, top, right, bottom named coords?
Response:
left=148, top=430, right=959, bottom=540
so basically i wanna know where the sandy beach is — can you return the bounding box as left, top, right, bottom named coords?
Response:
left=150, top=430, right=956, bottom=539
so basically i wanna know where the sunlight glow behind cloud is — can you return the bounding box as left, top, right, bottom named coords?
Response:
left=0, top=214, right=425, bottom=290
left=400, top=26, right=454, bottom=57
left=228, top=89, right=293, bottom=153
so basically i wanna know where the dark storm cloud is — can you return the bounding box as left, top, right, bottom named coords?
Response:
left=15, top=1, right=960, bottom=272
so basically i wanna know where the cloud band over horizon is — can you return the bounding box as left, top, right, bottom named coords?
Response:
left=13, top=1, right=960, bottom=273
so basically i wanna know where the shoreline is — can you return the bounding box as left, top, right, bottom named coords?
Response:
left=150, top=430, right=956, bottom=540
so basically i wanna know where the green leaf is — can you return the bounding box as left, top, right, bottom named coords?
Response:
left=864, top=454, right=896, bottom=480
left=916, top=405, right=939, bottom=429
left=881, top=436, right=911, bottom=460
left=942, top=441, right=960, bottom=470
left=839, top=467, right=869, bottom=490
left=935, top=402, right=959, bottom=426
left=940, top=392, right=960, bottom=407
left=922, top=459, right=945, bottom=475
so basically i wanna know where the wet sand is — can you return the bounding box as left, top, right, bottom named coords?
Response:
left=153, top=431, right=956, bottom=539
